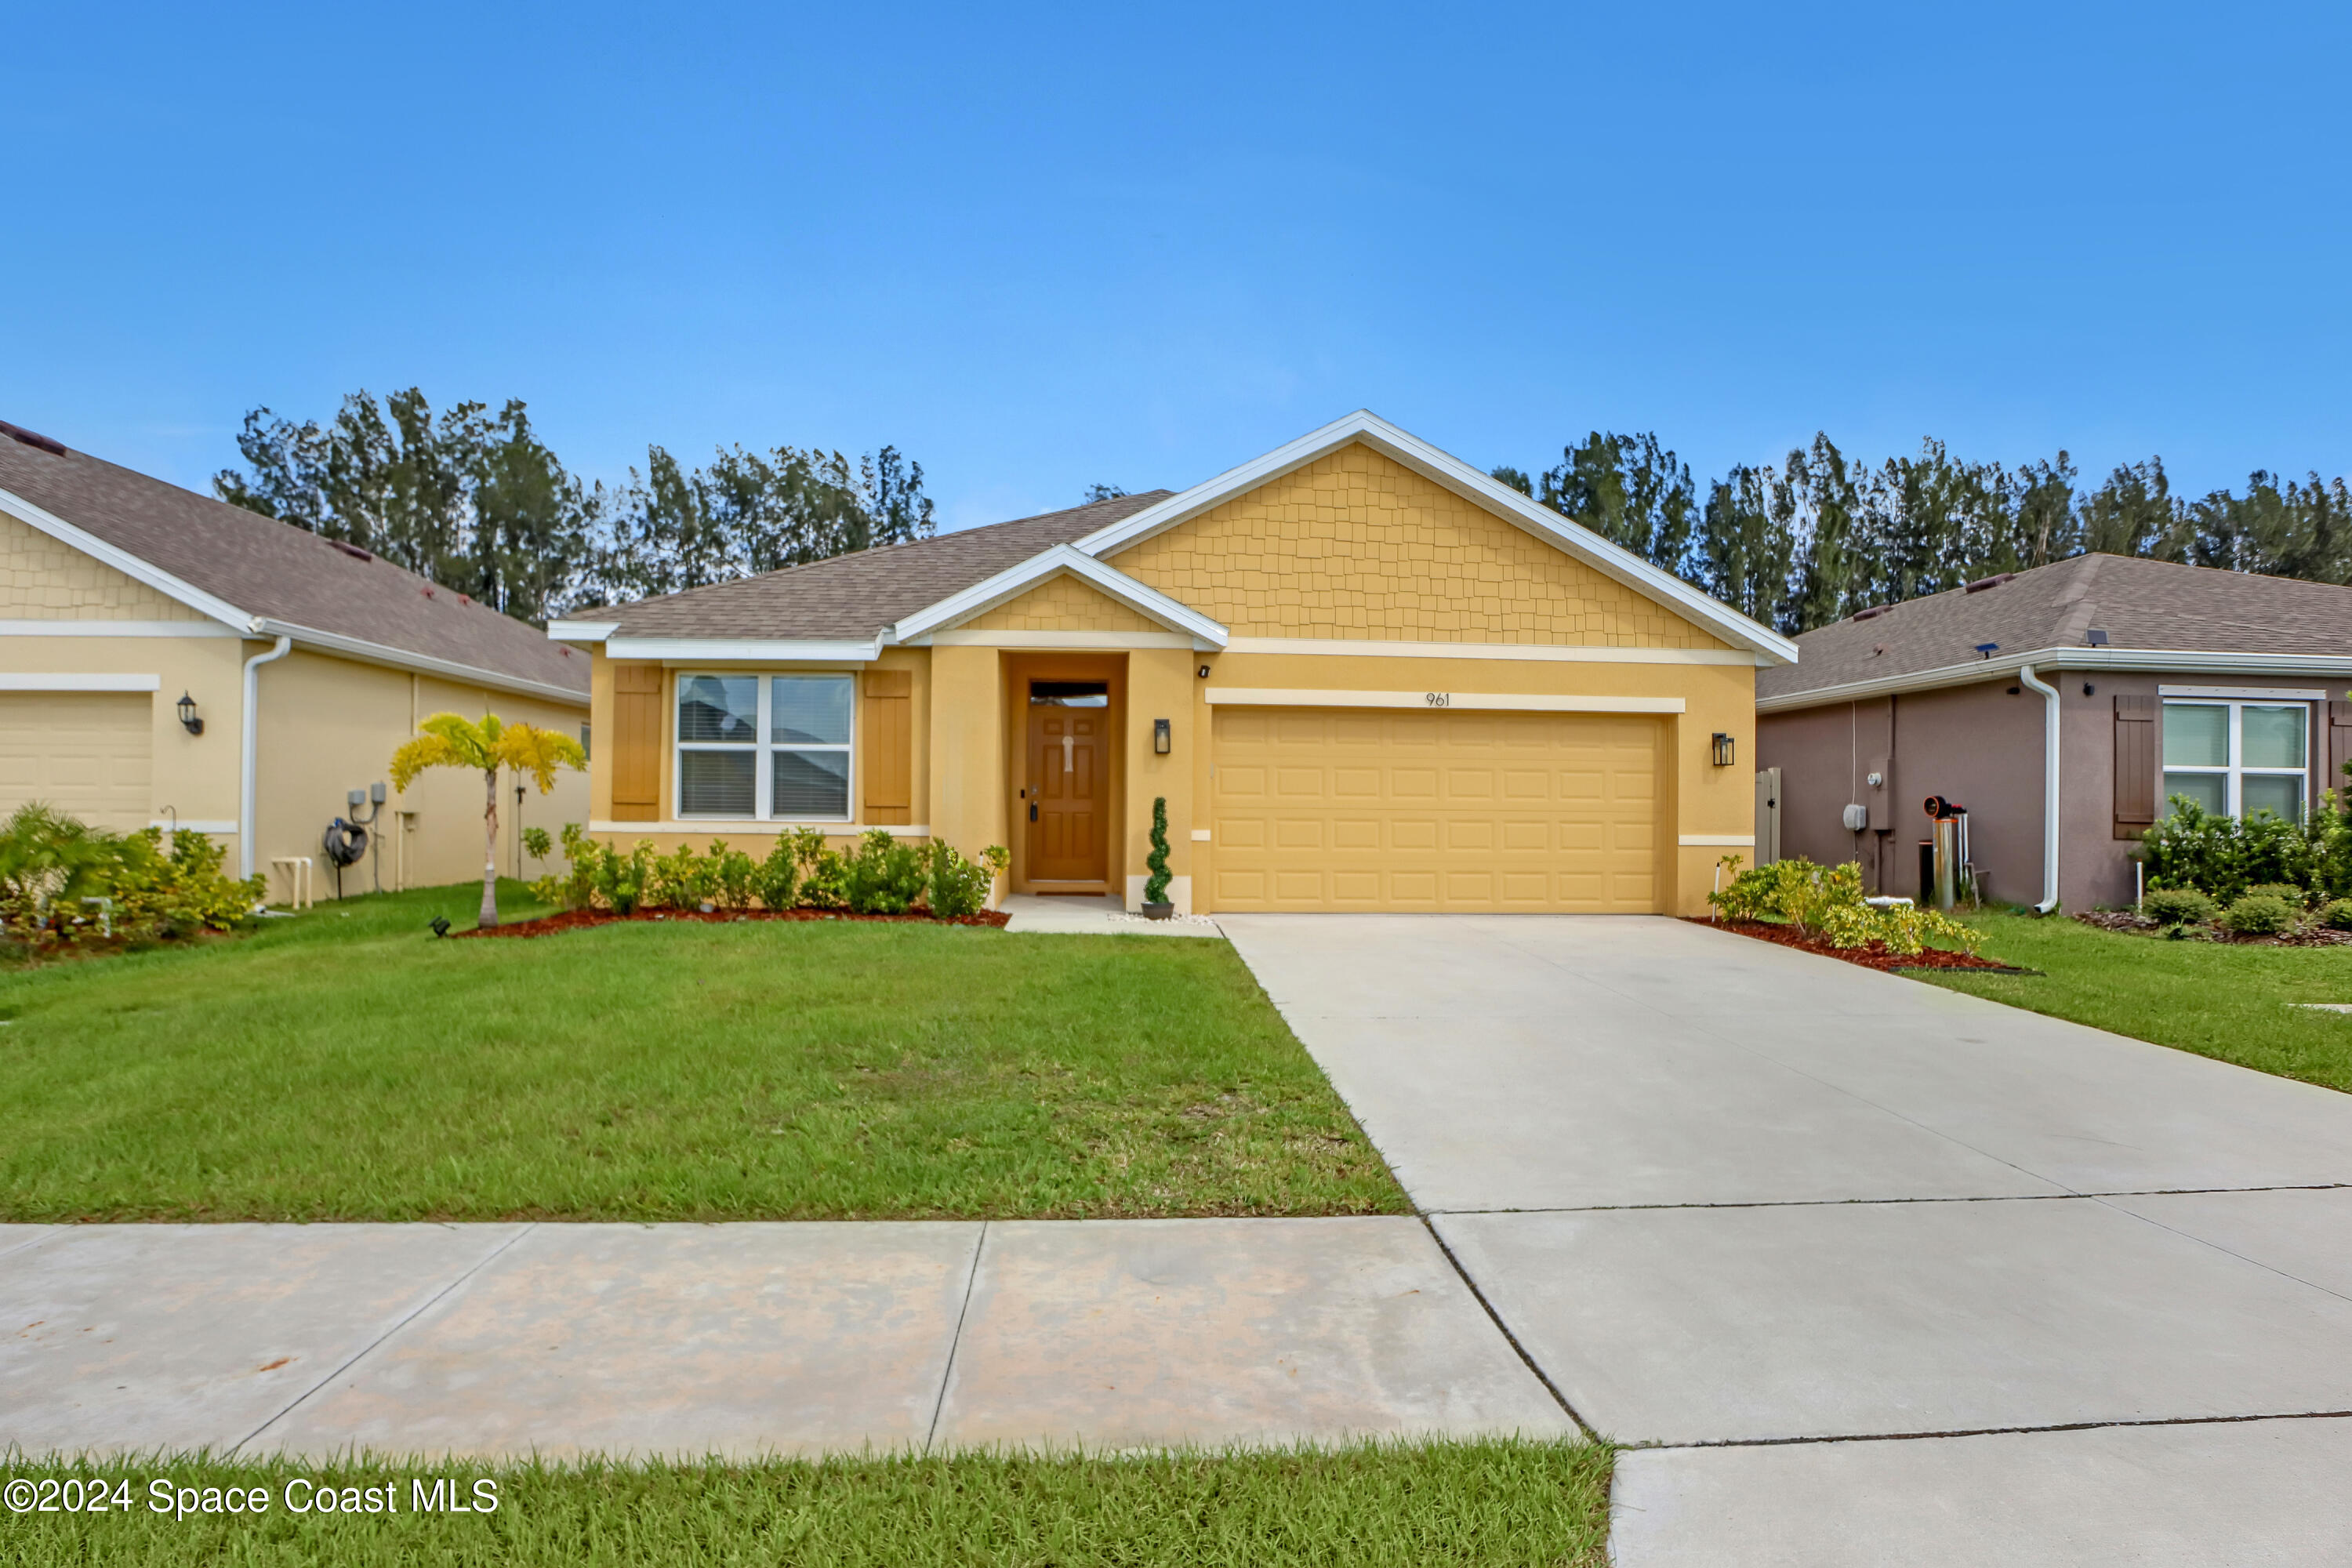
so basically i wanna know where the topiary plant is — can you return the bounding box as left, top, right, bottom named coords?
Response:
left=2220, top=892, right=2296, bottom=935
left=2142, top=887, right=2216, bottom=927
left=1144, top=797, right=1173, bottom=909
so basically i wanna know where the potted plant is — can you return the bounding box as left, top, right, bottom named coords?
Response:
left=1142, top=796, right=1174, bottom=920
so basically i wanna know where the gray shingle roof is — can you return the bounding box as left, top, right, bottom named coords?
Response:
left=596, top=490, right=1174, bottom=640
left=1760, top=553, right=2352, bottom=703
left=0, top=426, right=589, bottom=698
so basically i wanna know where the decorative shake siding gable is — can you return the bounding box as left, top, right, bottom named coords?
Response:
left=0, top=510, right=208, bottom=621
left=1109, top=444, right=1729, bottom=649
left=966, top=573, right=1165, bottom=634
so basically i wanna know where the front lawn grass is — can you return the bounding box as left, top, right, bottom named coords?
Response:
left=1926, top=910, right=2352, bottom=1092
left=0, top=1440, right=1613, bottom=1566
left=0, top=881, right=1404, bottom=1222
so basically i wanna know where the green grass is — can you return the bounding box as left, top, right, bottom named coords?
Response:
left=1924, top=910, right=2352, bottom=1092
left=0, top=1442, right=1613, bottom=1566
left=0, top=881, right=1403, bottom=1222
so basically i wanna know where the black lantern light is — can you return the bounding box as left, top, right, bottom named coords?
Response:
left=1711, top=731, right=1735, bottom=767
left=176, top=691, right=204, bottom=735
left=1153, top=718, right=1171, bottom=755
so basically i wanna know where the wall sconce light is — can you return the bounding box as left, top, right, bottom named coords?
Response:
left=1711, top=731, right=1735, bottom=767
left=176, top=691, right=205, bottom=735
left=1196, top=664, right=1211, bottom=679
left=1153, top=718, right=1171, bottom=755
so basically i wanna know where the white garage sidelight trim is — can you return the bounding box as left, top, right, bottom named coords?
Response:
left=1203, top=688, right=1685, bottom=714
left=0, top=673, right=162, bottom=691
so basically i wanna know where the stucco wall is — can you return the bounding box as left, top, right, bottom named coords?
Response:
left=1110, top=443, right=1730, bottom=649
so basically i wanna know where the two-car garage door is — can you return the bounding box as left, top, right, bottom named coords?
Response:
left=1209, top=706, right=1663, bottom=913
left=0, top=692, right=153, bottom=833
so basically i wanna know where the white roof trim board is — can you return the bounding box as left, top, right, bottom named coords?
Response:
left=891, top=544, right=1230, bottom=648
left=1758, top=645, right=2352, bottom=713
left=1070, top=411, right=1798, bottom=664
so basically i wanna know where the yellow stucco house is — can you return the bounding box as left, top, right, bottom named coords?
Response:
left=0, top=419, right=590, bottom=902
left=552, top=413, right=1797, bottom=916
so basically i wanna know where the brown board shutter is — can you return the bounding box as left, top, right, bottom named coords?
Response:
left=2329, top=702, right=2352, bottom=809
left=861, top=669, right=913, bottom=825
left=2113, top=695, right=2156, bottom=838
left=611, top=662, right=663, bottom=822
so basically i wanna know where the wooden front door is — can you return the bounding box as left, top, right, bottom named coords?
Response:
left=1028, top=702, right=1108, bottom=884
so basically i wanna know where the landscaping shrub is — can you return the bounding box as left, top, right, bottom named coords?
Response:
left=2142, top=887, right=2216, bottom=927
left=2245, top=881, right=2308, bottom=908
left=844, top=829, right=927, bottom=914
left=2140, top=797, right=2323, bottom=905
left=927, top=841, right=1008, bottom=919
left=1145, top=797, right=1174, bottom=906
left=1708, top=855, right=1983, bottom=954
left=752, top=834, right=799, bottom=910
left=2220, top=893, right=2296, bottom=936
left=0, top=804, right=260, bottom=953
left=531, top=824, right=1008, bottom=920
left=793, top=827, right=850, bottom=909
left=2321, top=898, right=2352, bottom=931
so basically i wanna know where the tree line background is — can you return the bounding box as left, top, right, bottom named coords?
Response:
left=1490, top=432, right=2352, bottom=633
left=212, top=388, right=2352, bottom=637
left=215, top=389, right=936, bottom=624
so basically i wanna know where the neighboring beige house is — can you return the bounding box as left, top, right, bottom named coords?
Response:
left=554, top=412, right=1797, bottom=916
left=0, top=419, right=590, bottom=902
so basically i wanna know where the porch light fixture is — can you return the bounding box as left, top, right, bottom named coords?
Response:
left=1153, top=718, right=1171, bottom=755
left=1711, top=731, right=1735, bottom=767
left=176, top=691, right=204, bottom=735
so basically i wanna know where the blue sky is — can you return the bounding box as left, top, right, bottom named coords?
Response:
left=8, top=2, right=2347, bottom=531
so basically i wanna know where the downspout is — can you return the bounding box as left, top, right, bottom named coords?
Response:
left=239, top=635, right=293, bottom=879
left=2016, top=663, right=2060, bottom=913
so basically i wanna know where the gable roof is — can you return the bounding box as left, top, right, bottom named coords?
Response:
left=894, top=544, right=1228, bottom=646
left=1759, top=553, right=2352, bottom=710
left=0, top=426, right=588, bottom=703
left=560, top=491, right=1172, bottom=650
left=1076, top=411, right=1797, bottom=662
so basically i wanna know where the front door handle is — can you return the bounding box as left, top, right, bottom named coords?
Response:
left=1029, top=802, right=1038, bottom=822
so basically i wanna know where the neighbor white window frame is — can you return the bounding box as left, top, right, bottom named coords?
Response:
left=673, top=671, right=855, bottom=822
left=2160, top=699, right=2310, bottom=821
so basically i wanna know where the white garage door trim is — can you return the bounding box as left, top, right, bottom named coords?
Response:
left=0, top=673, right=162, bottom=691
left=1206, top=687, right=1683, bottom=714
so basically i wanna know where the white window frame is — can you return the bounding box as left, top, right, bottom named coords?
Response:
left=2161, top=699, right=2310, bottom=821
left=673, top=672, right=856, bottom=822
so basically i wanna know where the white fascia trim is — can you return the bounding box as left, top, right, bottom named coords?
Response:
left=254, top=619, right=590, bottom=707
left=0, top=672, right=162, bottom=691
left=1204, top=687, right=1685, bottom=714
left=921, top=630, right=1199, bottom=650
left=1221, top=635, right=1759, bottom=666
left=1679, top=833, right=1756, bottom=846
left=604, top=637, right=883, bottom=662
left=1759, top=647, right=2352, bottom=713
left=547, top=620, right=619, bottom=643
left=589, top=819, right=931, bottom=837
left=2156, top=684, right=2328, bottom=701
left=891, top=544, right=1230, bottom=648
left=1069, top=411, right=1798, bottom=664
left=0, top=619, right=239, bottom=637
left=0, top=488, right=256, bottom=631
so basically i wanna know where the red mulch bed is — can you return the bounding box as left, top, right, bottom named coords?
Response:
left=1686, top=917, right=2030, bottom=973
left=2073, top=909, right=2352, bottom=947
left=451, top=906, right=1011, bottom=939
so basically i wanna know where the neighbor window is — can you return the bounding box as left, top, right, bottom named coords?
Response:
left=675, top=673, right=853, bottom=819
left=2161, top=701, right=2307, bottom=822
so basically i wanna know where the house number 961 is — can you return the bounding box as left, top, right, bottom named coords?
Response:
left=1424, top=692, right=1451, bottom=707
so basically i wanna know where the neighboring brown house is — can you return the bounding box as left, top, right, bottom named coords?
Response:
left=1756, top=554, right=2352, bottom=911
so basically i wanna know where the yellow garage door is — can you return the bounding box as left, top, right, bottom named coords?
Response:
left=0, top=691, right=154, bottom=832
left=1210, top=706, right=1662, bottom=912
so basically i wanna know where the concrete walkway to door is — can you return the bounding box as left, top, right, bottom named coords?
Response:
left=1221, top=913, right=2352, bottom=1566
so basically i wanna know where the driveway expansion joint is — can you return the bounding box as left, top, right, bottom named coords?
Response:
left=1415, top=1214, right=1599, bottom=1443
left=1627, top=1406, right=2352, bottom=1452
left=924, top=1220, right=987, bottom=1453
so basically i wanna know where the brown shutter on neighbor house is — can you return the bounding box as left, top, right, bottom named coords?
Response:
left=861, top=669, right=913, bottom=825
left=2329, top=702, right=2352, bottom=806
left=610, top=662, right=663, bottom=822
left=2113, top=695, right=2156, bottom=838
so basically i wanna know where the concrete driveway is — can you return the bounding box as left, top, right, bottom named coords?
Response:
left=1221, top=913, right=2352, bottom=1566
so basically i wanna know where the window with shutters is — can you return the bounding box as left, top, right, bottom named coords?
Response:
left=2161, top=701, right=2308, bottom=822
left=675, top=673, right=854, bottom=819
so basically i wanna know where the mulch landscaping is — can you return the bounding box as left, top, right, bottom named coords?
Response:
left=2072, top=909, right=2352, bottom=947
left=452, top=906, right=1011, bottom=939
left=1689, top=916, right=2031, bottom=974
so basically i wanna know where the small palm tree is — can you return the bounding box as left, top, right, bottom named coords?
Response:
left=391, top=713, right=586, bottom=928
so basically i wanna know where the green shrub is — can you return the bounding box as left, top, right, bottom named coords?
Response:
left=521, top=826, right=553, bottom=864
left=793, top=829, right=849, bottom=910
left=2244, top=881, right=2308, bottom=907
left=844, top=829, right=926, bottom=915
left=2220, top=893, right=2296, bottom=935
left=1710, top=854, right=1981, bottom=954
left=708, top=841, right=757, bottom=911
left=109, top=827, right=263, bottom=939
left=2142, top=887, right=2216, bottom=926
left=1145, top=797, right=1174, bottom=906
left=2141, top=798, right=2320, bottom=905
left=2321, top=898, right=2352, bottom=931
left=751, top=835, right=799, bottom=911
left=0, top=806, right=260, bottom=950
left=927, top=841, right=1009, bottom=919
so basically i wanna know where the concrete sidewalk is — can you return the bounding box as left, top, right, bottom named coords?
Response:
left=1221, top=913, right=2352, bottom=1566
left=0, top=1217, right=1570, bottom=1459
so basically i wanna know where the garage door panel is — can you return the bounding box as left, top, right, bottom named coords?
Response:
left=1211, top=705, right=1661, bottom=913
left=0, top=692, right=152, bottom=833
